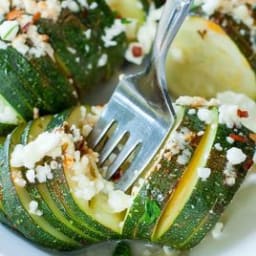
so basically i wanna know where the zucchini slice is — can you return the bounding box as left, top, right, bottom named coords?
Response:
left=39, top=2, right=127, bottom=92
left=152, top=107, right=255, bottom=249
left=122, top=106, right=207, bottom=240
left=1, top=98, right=255, bottom=251
left=0, top=126, right=80, bottom=250
left=166, top=16, right=256, bottom=99
left=21, top=111, right=99, bottom=245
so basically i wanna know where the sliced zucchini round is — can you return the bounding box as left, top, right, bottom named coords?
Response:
left=166, top=16, right=256, bottom=99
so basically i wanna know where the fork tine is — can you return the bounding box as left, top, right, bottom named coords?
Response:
left=99, top=126, right=128, bottom=164
left=104, top=137, right=141, bottom=179
left=88, top=118, right=115, bottom=148
left=114, top=146, right=147, bottom=191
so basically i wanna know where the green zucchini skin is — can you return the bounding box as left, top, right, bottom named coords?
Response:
left=0, top=143, right=11, bottom=226
left=0, top=46, right=76, bottom=123
left=21, top=116, right=97, bottom=245
left=44, top=107, right=121, bottom=240
left=0, top=49, right=34, bottom=120
left=39, top=1, right=127, bottom=94
left=0, top=124, right=18, bottom=137
left=0, top=0, right=128, bottom=135
left=153, top=120, right=255, bottom=249
left=0, top=126, right=79, bottom=250
left=123, top=107, right=207, bottom=240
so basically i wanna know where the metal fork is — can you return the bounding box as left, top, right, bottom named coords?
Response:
left=89, top=0, right=193, bottom=191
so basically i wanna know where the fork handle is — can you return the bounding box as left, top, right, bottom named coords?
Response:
left=151, top=0, right=193, bottom=113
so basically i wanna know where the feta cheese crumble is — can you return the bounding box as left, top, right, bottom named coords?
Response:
left=10, top=105, right=132, bottom=214
left=28, top=200, right=43, bottom=216
left=197, top=167, right=211, bottom=181
left=11, top=132, right=62, bottom=169
left=226, top=147, right=247, bottom=165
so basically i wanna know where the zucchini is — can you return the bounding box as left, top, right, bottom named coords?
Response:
left=0, top=126, right=80, bottom=250
left=0, top=0, right=130, bottom=135
left=43, top=107, right=115, bottom=241
left=166, top=16, right=256, bottom=99
left=46, top=107, right=122, bottom=238
left=152, top=107, right=255, bottom=249
left=39, top=1, right=127, bottom=93
left=21, top=112, right=99, bottom=245
left=123, top=106, right=207, bottom=240
left=1, top=98, right=255, bottom=251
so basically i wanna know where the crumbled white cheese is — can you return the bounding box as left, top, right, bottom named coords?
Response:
left=11, top=131, right=62, bottom=169
left=13, top=171, right=27, bottom=187
left=0, top=1, right=10, bottom=16
left=217, top=92, right=256, bottom=133
left=201, top=0, right=221, bottom=16
left=97, top=53, right=108, bottom=67
left=197, top=167, right=211, bottom=181
left=108, top=190, right=133, bottom=213
left=226, top=147, right=246, bottom=165
left=197, top=108, right=214, bottom=124
left=61, top=0, right=80, bottom=12
left=26, top=169, right=36, bottom=183
left=28, top=200, right=43, bottom=216
left=77, top=0, right=88, bottom=8
left=197, top=131, right=204, bottom=137
left=214, top=143, right=223, bottom=151
left=177, top=148, right=191, bottom=165
left=102, top=19, right=125, bottom=48
left=226, top=136, right=234, bottom=144
left=176, top=96, right=218, bottom=107
left=233, top=4, right=254, bottom=27
left=211, top=222, right=224, bottom=239
left=35, top=164, right=53, bottom=183
left=188, top=108, right=196, bottom=115
left=166, top=127, right=193, bottom=157
left=219, top=104, right=242, bottom=128
left=89, top=2, right=98, bottom=10
left=84, top=29, right=92, bottom=39
left=67, top=46, right=77, bottom=55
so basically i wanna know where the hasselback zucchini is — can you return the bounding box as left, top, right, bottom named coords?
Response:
left=122, top=106, right=207, bottom=239
left=0, top=0, right=129, bottom=134
left=165, top=1, right=256, bottom=98
left=0, top=95, right=255, bottom=251
left=0, top=125, right=80, bottom=250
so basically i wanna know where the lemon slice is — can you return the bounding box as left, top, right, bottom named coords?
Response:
left=166, top=16, right=256, bottom=99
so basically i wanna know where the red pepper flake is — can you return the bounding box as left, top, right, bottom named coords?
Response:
left=229, top=133, right=247, bottom=143
left=243, top=158, right=253, bottom=171
left=132, top=45, right=143, bottom=57
left=237, top=109, right=249, bottom=118
left=111, top=168, right=122, bottom=181
left=32, top=12, right=41, bottom=23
